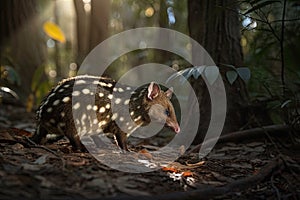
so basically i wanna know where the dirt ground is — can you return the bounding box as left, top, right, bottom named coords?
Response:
left=0, top=105, right=299, bottom=199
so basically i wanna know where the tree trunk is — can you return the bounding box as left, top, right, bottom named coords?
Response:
left=89, top=0, right=110, bottom=51
left=73, top=0, right=89, bottom=65
left=0, top=0, right=46, bottom=101
left=73, top=0, right=109, bottom=66
left=188, top=0, right=248, bottom=143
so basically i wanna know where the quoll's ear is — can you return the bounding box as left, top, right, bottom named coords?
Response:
left=165, top=87, right=173, bottom=99
left=147, top=82, right=161, bottom=100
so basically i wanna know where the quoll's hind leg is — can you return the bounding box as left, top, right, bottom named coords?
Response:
left=31, top=125, right=48, bottom=144
left=115, top=131, right=128, bottom=151
left=66, top=132, right=87, bottom=152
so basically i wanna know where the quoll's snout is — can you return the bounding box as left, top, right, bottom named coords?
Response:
left=32, top=75, right=180, bottom=151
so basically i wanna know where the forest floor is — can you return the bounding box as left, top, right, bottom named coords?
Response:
left=0, top=105, right=299, bottom=200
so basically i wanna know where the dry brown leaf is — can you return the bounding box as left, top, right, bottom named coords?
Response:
left=138, top=149, right=153, bottom=159
left=162, top=166, right=178, bottom=173
left=182, top=171, right=193, bottom=177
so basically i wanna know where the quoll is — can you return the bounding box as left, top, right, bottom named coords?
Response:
left=32, top=75, right=180, bottom=151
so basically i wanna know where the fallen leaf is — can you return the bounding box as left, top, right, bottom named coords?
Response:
left=22, top=163, right=42, bottom=171
left=162, top=166, right=178, bottom=173
left=182, top=171, right=193, bottom=177
left=33, top=155, right=48, bottom=165
left=138, top=149, right=153, bottom=159
left=43, top=21, right=66, bottom=43
left=186, top=161, right=205, bottom=167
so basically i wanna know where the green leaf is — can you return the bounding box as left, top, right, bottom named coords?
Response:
left=281, top=100, right=292, bottom=108
left=220, top=63, right=236, bottom=70
left=237, top=67, right=251, bottom=82
left=181, top=68, right=194, bottom=80
left=166, top=67, right=193, bottom=84
left=226, top=70, right=238, bottom=85
left=193, top=66, right=205, bottom=79
left=31, top=65, right=46, bottom=91
left=1, top=65, right=21, bottom=85
left=244, top=0, right=281, bottom=15
left=204, top=66, right=219, bottom=85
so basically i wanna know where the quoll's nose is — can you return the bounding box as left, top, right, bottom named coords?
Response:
left=174, top=125, right=180, bottom=133
left=174, top=126, right=180, bottom=133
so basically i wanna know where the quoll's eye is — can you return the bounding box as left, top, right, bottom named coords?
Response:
left=165, top=109, right=170, bottom=117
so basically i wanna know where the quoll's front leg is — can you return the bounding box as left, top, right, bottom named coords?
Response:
left=114, top=131, right=128, bottom=151
left=31, top=125, right=49, bottom=144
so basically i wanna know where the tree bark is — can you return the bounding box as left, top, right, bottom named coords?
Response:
left=73, top=0, right=89, bottom=65
left=89, top=0, right=110, bottom=51
left=188, top=0, right=248, bottom=143
left=0, top=0, right=46, bottom=100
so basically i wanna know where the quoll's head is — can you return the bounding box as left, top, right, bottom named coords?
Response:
left=145, top=82, right=180, bottom=134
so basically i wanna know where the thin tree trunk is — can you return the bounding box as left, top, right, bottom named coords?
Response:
left=0, top=0, right=46, bottom=100
left=89, top=0, right=110, bottom=51
left=73, top=0, right=89, bottom=65
left=188, top=0, right=248, bottom=143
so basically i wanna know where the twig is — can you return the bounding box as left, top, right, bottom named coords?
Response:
left=102, top=158, right=284, bottom=200
left=188, top=124, right=290, bottom=154
left=271, top=174, right=281, bottom=200
left=280, top=0, right=287, bottom=92
left=25, top=137, right=66, bottom=169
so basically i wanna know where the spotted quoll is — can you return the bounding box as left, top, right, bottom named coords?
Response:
left=32, top=75, right=180, bottom=151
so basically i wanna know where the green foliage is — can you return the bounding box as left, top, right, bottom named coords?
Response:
left=31, top=65, right=52, bottom=107
left=239, top=0, right=300, bottom=124
left=167, top=65, right=251, bottom=85
left=0, top=65, right=21, bottom=86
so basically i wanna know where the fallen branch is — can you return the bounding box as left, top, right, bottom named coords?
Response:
left=188, top=124, right=290, bottom=153
left=104, top=158, right=284, bottom=200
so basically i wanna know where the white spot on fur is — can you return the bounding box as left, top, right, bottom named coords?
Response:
left=59, top=122, right=66, bottom=127
left=64, top=84, right=70, bottom=88
left=73, top=102, right=80, bottom=110
left=99, top=120, right=107, bottom=126
left=99, top=107, right=106, bottom=113
left=108, top=94, right=113, bottom=100
left=47, top=107, right=53, bottom=113
left=119, top=117, right=124, bottom=122
left=134, top=116, right=142, bottom=122
left=72, top=91, right=80, bottom=96
left=86, top=104, right=92, bottom=110
left=115, top=98, right=121, bottom=104
left=53, top=100, right=60, bottom=106
left=62, top=96, right=70, bottom=103
left=81, top=114, right=87, bottom=125
left=93, top=80, right=100, bottom=85
left=113, top=88, right=117, bottom=92
left=48, top=93, right=55, bottom=99
left=107, top=83, right=113, bottom=88
left=126, top=87, right=131, bottom=90
left=118, top=88, right=124, bottom=92
left=82, top=88, right=90, bottom=94
left=105, top=103, right=110, bottom=109
left=61, top=112, right=65, bottom=117
left=75, top=80, right=86, bottom=85
left=137, top=106, right=141, bottom=109
left=50, top=119, right=56, bottom=124
left=58, top=88, right=64, bottom=93
left=93, top=119, right=98, bottom=124
left=93, top=105, right=98, bottom=111
left=99, top=92, right=104, bottom=97
left=124, top=99, right=130, bottom=105
left=111, top=113, right=118, bottom=120
left=130, top=111, right=134, bottom=116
